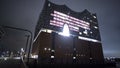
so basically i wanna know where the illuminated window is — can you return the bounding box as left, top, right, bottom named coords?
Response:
left=51, top=50, right=55, bottom=52
left=48, top=48, right=51, bottom=51
left=73, top=57, right=76, bottom=59
left=46, top=29, right=52, bottom=33
left=90, top=57, right=92, bottom=60
left=90, top=31, right=92, bottom=34
left=50, top=10, right=90, bottom=32
left=51, top=56, right=54, bottom=58
left=21, top=48, right=24, bottom=52
left=90, top=20, right=92, bottom=22
left=31, top=55, right=38, bottom=59
left=44, top=48, right=47, bottom=51
left=83, top=29, right=88, bottom=35
left=93, top=16, right=96, bottom=18
left=41, top=29, right=47, bottom=32
left=94, top=26, right=98, bottom=29
left=79, top=32, right=82, bottom=35
left=78, top=36, right=100, bottom=42
left=48, top=3, right=50, bottom=7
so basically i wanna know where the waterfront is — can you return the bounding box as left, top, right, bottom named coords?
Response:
left=0, top=59, right=120, bottom=68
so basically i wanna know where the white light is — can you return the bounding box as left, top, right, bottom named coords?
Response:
left=78, top=36, right=100, bottom=43
left=93, top=16, right=96, bottom=18
left=47, top=29, right=52, bottom=33
left=48, top=3, right=50, bottom=7
left=90, top=31, right=93, bottom=34
left=13, top=57, right=21, bottom=59
left=90, top=20, right=92, bottom=22
left=79, top=32, right=82, bottom=35
left=31, top=55, right=38, bottom=58
left=94, top=26, right=98, bottom=29
left=83, top=30, right=88, bottom=35
left=4, top=58, right=7, bottom=60
left=41, top=29, right=47, bottom=32
left=44, top=48, right=47, bottom=51
left=50, top=10, right=90, bottom=32
left=21, top=48, right=24, bottom=52
left=48, top=48, right=51, bottom=51
left=61, top=24, right=70, bottom=37
left=51, top=56, right=54, bottom=58
left=73, top=57, right=76, bottom=59
left=51, top=50, right=55, bottom=52
left=90, top=57, right=92, bottom=60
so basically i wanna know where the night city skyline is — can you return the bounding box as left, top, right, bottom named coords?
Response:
left=0, top=0, right=120, bottom=58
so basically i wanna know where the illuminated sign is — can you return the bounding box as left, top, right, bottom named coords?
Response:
left=50, top=10, right=90, bottom=32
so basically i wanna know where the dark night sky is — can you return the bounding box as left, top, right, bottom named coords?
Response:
left=0, top=0, right=120, bottom=57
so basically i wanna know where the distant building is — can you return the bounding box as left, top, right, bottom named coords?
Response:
left=0, top=26, right=5, bottom=40
left=32, top=0, right=104, bottom=65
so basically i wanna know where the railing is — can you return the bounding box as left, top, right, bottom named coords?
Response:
left=0, top=25, right=33, bottom=64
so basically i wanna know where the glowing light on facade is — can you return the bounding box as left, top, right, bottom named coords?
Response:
left=50, top=10, right=90, bottom=32
left=93, top=16, right=96, bottom=18
left=48, top=48, right=51, bottom=51
left=46, top=29, right=52, bottom=33
left=63, top=24, right=70, bottom=36
left=51, top=56, right=54, bottom=58
left=78, top=36, right=100, bottom=43
left=83, top=29, right=88, bottom=35
left=59, top=24, right=70, bottom=37
left=44, top=48, right=47, bottom=51
left=73, top=57, right=76, bottom=59
left=94, top=26, right=98, bottom=29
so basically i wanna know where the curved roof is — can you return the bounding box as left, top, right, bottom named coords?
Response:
left=34, top=0, right=100, bottom=42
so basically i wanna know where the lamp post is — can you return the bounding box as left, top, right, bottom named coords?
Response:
left=25, top=35, right=30, bottom=57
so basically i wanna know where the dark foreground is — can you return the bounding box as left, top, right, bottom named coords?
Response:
left=29, top=64, right=115, bottom=68
left=0, top=59, right=119, bottom=68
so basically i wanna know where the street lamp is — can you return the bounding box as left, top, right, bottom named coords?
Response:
left=25, top=35, right=30, bottom=56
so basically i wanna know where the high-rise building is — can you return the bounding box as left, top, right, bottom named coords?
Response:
left=32, top=0, right=104, bottom=65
